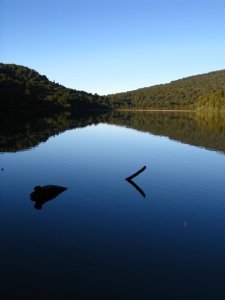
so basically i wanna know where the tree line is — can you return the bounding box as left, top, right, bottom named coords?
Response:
left=1, top=63, right=225, bottom=111
left=0, top=63, right=106, bottom=111
left=101, top=70, right=225, bottom=111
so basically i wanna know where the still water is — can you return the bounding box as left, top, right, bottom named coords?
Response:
left=0, top=112, right=225, bottom=299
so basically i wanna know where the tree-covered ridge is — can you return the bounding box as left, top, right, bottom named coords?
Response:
left=1, top=63, right=225, bottom=111
left=0, top=63, right=105, bottom=110
left=103, top=70, right=225, bottom=111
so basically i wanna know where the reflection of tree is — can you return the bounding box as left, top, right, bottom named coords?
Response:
left=0, top=111, right=225, bottom=154
left=0, top=111, right=103, bottom=152
left=104, top=111, right=225, bottom=154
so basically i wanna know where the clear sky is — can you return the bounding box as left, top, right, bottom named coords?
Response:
left=1, top=0, right=225, bottom=95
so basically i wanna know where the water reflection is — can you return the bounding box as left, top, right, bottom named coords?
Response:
left=107, top=111, right=225, bottom=154
left=0, top=110, right=225, bottom=154
left=0, top=110, right=102, bottom=152
left=126, top=178, right=146, bottom=198
left=125, top=166, right=146, bottom=198
left=1, top=110, right=225, bottom=299
left=30, top=185, right=67, bottom=209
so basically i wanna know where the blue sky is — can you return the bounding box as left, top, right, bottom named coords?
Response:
left=1, top=0, right=225, bottom=95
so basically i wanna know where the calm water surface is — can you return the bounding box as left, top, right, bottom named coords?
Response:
left=0, top=112, right=225, bottom=299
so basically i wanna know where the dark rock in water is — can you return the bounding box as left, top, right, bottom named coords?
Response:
left=1, top=168, right=4, bottom=171
left=30, top=185, right=67, bottom=209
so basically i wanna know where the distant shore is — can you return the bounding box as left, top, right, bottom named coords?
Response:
left=117, top=109, right=194, bottom=112
left=117, top=109, right=225, bottom=113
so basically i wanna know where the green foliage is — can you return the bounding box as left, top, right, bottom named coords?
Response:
left=195, top=88, right=225, bottom=112
left=1, top=63, right=225, bottom=111
left=102, top=70, right=225, bottom=110
left=0, top=63, right=106, bottom=111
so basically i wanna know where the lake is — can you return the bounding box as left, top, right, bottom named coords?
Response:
left=0, top=111, right=225, bottom=299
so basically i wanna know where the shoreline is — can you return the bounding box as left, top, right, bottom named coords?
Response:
left=117, top=109, right=225, bottom=113
left=117, top=109, right=194, bottom=112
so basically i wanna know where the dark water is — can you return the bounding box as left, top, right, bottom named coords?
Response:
left=0, top=111, right=225, bottom=299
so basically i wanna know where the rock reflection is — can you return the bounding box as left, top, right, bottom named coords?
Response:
left=30, top=185, right=67, bottom=209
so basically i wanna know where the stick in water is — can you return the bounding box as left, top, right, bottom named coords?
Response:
left=125, top=166, right=146, bottom=181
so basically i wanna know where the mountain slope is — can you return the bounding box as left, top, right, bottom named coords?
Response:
left=1, top=63, right=225, bottom=111
left=103, top=70, right=225, bottom=111
left=0, top=63, right=106, bottom=110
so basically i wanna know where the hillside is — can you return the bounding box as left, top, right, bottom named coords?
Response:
left=103, top=70, right=225, bottom=111
left=1, top=63, right=225, bottom=111
left=0, top=63, right=106, bottom=110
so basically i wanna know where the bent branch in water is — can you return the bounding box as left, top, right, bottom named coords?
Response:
left=125, top=166, right=147, bottom=198
left=125, top=166, right=146, bottom=181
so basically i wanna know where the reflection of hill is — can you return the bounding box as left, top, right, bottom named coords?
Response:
left=104, top=112, right=225, bottom=154
left=0, top=111, right=225, bottom=154
left=0, top=111, right=102, bottom=152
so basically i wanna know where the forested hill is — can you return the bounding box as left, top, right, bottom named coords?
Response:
left=0, top=63, right=106, bottom=110
left=103, top=70, right=225, bottom=111
left=1, top=63, right=225, bottom=111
